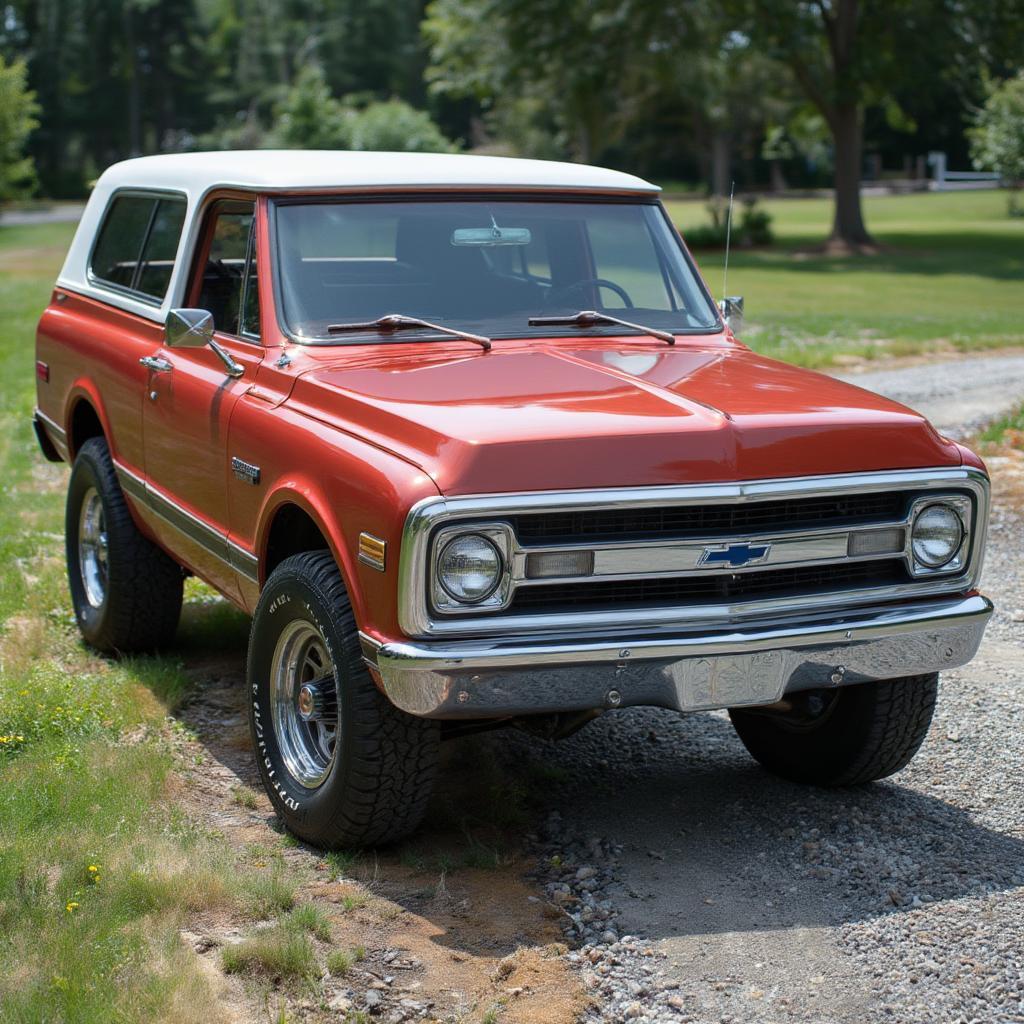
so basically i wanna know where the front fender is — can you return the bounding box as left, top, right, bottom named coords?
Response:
left=228, top=394, right=440, bottom=635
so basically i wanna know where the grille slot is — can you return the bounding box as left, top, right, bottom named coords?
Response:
left=508, top=492, right=907, bottom=546
left=510, top=560, right=908, bottom=614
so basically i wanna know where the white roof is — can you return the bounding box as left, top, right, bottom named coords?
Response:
left=93, top=150, right=660, bottom=195
left=58, top=151, right=659, bottom=325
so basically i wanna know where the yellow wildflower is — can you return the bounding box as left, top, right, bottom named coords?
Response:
left=65, top=901, right=79, bottom=913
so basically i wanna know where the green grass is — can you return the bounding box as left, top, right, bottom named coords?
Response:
left=220, top=903, right=336, bottom=983
left=221, top=928, right=318, bottom=984
left=325, top=945, right=365, bottom=977
left=0, top=220, right=303, bottom=1022
left=665, top=189, right=1024, bottom=366
left=980, top=402, right=1024, bottom=444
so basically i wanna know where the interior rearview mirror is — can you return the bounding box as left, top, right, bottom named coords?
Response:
left=165, top=308, right=214, bottom=348
left=719, top=295, right=744, bottom=334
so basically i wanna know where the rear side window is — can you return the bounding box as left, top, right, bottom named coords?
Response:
left=90, top=193, right=186, bottom=301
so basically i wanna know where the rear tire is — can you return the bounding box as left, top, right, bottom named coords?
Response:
left=66, top=436, right=183, bottom=652
left=729, top=674, right=938, bottom=786
left=247, top=552, right=439, bottom=849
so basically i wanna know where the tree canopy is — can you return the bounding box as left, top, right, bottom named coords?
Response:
left=970, top=71, right=1024, bottom=214
left=0, top=0, right=1021, bottom=246
left=0, top=54, right=38, bottom=201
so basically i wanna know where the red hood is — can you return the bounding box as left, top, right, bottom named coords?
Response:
left=287, top=338, right=961, bottom=494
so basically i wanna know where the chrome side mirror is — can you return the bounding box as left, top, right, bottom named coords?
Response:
left=718, top=295, right=744, bottom=334
left=165, top=308, right=214, bottom=348
left=164, top=308, right=244, bottom=378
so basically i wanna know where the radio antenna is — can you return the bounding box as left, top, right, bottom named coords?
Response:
left=722, top=181, right=735, bottom=299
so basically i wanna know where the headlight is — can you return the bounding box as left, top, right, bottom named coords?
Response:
left=911, top=503, right=964, bottom=568
left=437, top=533, right=503, bottom=603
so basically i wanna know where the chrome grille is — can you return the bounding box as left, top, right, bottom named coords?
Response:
left=510, top=560, right=908, bottom=614
left=510, top=492, right=907, bottom=545
left=397, top=469, right=989, bottom=638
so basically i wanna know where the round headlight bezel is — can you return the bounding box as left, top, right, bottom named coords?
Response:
left=437, top=532, right=504, bottom=604
left=911, top=502, right=965, bottom=569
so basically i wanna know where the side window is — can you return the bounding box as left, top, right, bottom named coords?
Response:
left=90, top=193, right=185, bottom=300
left=136, top=200, right=186, bottom=299
left=195, top=201, right=259, bottom=338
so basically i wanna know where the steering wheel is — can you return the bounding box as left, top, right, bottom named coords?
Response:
left=545, top=277, right=634, bottom=309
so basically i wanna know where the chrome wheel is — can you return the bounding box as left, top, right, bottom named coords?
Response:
left=78, top=486, right=109, bottom=609
left=269, top=620, right=339, bottom=788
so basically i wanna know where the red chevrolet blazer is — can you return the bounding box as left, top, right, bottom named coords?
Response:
left=34, top=151, right=992, bottom=848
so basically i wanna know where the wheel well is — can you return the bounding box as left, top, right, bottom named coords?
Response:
left=264, top=503, right=332, bottom=579
left=68, top=400, right=104, bottom=458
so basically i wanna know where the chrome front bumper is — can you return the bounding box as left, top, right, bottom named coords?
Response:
left=360, top=594, right=992, bottom=719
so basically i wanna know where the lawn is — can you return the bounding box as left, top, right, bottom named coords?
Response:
left=0, top=221, right=312, bottom=1023
left=666, top=189, right=1024, bottom=367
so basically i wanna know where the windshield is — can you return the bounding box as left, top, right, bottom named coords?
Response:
left=273, top=198, right=720, bottom=342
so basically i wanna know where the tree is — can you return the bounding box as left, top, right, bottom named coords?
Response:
left=267, top=65, right=457, bottom=152
left=424, top=0, right=637, bottom=162
left=741, top=0, right=1024, bottom=252
left=0, top=55, right=38, bottom=201
left=969, top=72, right=1024, bottom=216
left=269, top=64, right=350, bottom=149
left=346, top=100, right=458, bottom=153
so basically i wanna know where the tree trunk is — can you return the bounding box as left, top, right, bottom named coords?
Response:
left=769, top=159, right=787, bottom=193
left=711, top=130, right=730, bottom=198
left=828, top=103, right=874, bottom=250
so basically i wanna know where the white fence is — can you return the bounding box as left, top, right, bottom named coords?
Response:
left=928, top=152, right=1002, bottom=191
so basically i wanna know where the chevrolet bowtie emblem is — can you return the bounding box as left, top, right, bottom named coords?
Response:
left=698, top=542, right=772, bottom=568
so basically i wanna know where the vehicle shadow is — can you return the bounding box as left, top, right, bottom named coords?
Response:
left=155, top=593, right=1024, bottom=957
left=490, top=703, right=1024, bottom=940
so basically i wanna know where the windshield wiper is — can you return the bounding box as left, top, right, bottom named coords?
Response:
left=528, top=310, right=675, bottom=345
left=327, top=314, right=491, bottom=351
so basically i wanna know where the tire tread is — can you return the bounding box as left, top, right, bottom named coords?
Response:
left=67, top=437, right=182, bottom=652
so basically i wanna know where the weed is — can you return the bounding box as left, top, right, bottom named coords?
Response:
left=286, top=903, right=332, bottom=942
left=221, top=927, right=318, bottom=983
left=240, top=869, right=297, bottom=918
left=326, top=945, right=365, bottom=976
left=232, top=785, right=259, bottom=810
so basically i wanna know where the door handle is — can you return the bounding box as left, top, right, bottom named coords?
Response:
left=140, top=355, right=173, bottom=373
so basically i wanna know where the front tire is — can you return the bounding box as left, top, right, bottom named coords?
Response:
left=66, top=437, right=183, bottom=652
left=247, top=552, right=439, bottom=849
left=729, top=674, right=938, bottom=786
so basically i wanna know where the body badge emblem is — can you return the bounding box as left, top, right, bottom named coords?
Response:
left=698, top=542, right=771, bottom=568
left=231, top=457, right=261, bottom=485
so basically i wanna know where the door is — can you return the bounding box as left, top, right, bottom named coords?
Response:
left=141, top=198, right=264, bottom=596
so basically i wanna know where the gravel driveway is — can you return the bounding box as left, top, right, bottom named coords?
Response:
left=500, top=356, right=1024, bottom=1024
left=835, top=352, right=1024, bottom=437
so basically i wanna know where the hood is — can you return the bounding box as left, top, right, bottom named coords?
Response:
left=288, top=339, right=961, bottom=494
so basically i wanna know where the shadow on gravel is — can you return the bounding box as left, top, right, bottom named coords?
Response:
left=503, top=704, right=1024, bottom=938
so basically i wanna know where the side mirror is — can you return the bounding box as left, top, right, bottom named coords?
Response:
left=718, top=295, right=744, bottom=334
left=165, top=308, right=214, bottom=348
left=164, top=308, right=244, bottom=378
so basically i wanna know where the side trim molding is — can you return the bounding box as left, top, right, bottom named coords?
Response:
left=113, top=460, right=259, bottom=584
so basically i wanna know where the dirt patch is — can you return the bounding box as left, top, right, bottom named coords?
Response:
left=969, top=426, right=1024, bottom=512
left=167, top=653, right=586, bottom=1024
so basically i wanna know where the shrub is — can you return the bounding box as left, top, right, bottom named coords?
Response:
left=682, top=197, right=774, bottom=249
